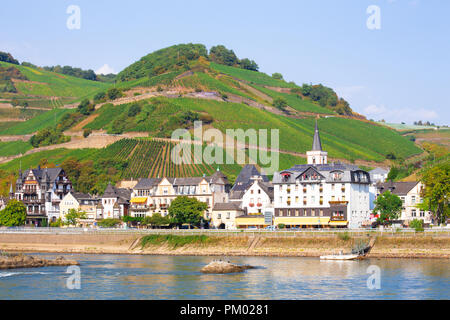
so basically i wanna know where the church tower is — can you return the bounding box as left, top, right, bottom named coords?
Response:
left=307, top=120, right=328, bottom=165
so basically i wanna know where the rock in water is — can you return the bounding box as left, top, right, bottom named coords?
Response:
left=201, top=260, right=254, bottom=274
left=0, top=254, right=79, bottom=270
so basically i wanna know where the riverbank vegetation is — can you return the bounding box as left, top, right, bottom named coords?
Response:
left=140, top=234, right=213, bottom=249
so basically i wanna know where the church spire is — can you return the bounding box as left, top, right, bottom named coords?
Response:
left=312, top=119, right=322, bottom=151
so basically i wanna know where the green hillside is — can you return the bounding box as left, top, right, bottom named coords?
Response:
left=83, top=96, right=421, bottom=162
left=0, top=61, right=109, bottom=100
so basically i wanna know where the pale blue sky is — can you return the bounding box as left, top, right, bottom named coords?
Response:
left=1, top=0, right=449, bottom=125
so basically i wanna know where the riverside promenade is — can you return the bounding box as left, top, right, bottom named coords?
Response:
left=0, top=227, right=449, bottom=259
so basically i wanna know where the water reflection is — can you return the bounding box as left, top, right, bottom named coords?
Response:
left=0, top=254, right=448, bottom=300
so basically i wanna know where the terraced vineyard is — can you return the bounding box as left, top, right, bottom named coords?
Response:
left=100, top=139, right=237, bottom=179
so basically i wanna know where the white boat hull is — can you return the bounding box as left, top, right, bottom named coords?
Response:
left=320, top=254, right=359, bottom=260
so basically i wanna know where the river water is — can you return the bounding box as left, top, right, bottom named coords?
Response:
left=0, top=253, right=448, bottom=299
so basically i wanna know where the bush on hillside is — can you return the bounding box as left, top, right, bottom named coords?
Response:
left=106, top=88, right=123, bottom=100
left=273, top=97, right=288, bottom=111
left=29, top=128, right=70, bottom=148
left=77, top=99, right=95, bottom=115
left=83, top=128, right=92, bottom=138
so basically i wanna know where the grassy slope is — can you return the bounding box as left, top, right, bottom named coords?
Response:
left=0, top=148, right=97, bottom=172
left=210, top=62, right=298, bottom=88
left=0, top=140, right=32, bottom=157
left=253, top=85, right=335, bottom=114
left=0, top=61, right=109, bottom=100
left=0, top=108, right=74, bottom=135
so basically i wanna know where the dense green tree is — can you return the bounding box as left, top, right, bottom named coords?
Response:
left=239, top=58, right=259, bottom=71
left=373, top=191, right=403, bottom=225
left=168, top=196, right=207, bottom=227
left=209, top=45, right=239, bottom=66
left=418, top=162, right=449, bottom=225
left=0, top=199, right=26, bottom=226
left=64, top=208, right=87, bottom=226
left=0, top=51, right=19, bottom=64
left=43, top=65, right=98, bottom=81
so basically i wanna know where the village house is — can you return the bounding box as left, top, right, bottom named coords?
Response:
left=377, top=181, right=432, bottom=225
left=96, top=184, right=131, bottom=219
left=272, top=121, right=371, bottom=229
left=210, top=202, right=244, bottom=229
left=13, top=166, right=72, bottom=226
left=228, top=165, right=274, bottom=229
left=129, top=169, right=230, bottom=222
left=60, top=192, right=98, bottom=223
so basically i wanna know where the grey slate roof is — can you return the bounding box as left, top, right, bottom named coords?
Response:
left=213, top=202, right=243, bottom=211
left=272, top=163, right=370, bottom=184
left=378, top=181, right=419, bottom=196
left=102, top=184, right=131, bottom=203
left=312, top=120, right=323, bottom=151
left=19, top=167, right=64, bottom=184
left=133, top=178, right=162, bottom=189
left=257, top=181, right=274, bottom=200
left=230, top=165, right=269, bottom=199
left=71, top=192, right=96, bottom=201
left=133, top=170, right=230, bottom=190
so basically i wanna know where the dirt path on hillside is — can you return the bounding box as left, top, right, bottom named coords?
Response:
left=67, top=114, right=100, bottom=132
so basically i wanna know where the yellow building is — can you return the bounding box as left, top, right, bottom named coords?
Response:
left=60, top=192, right=97, bottom=222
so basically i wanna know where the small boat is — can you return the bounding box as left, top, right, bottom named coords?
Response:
left=319, top=254, right=359, bottom=260
left=320, top=250, right=360, bottom=260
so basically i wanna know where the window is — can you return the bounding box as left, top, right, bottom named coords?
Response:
left=411, top=196, right=416, bottom=204
left=319, top=209, right=323, bottom=217
left=226, top=212, right=230, bottom=219
left=217, top=213, right=221, bottom=219
left=412, top=210, right=416, bottom=217
left=420, top=211, right=425, bottom=217
left=311, top=209, right=315, bottom=217
left=295, top=209, right=299, bottom=217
